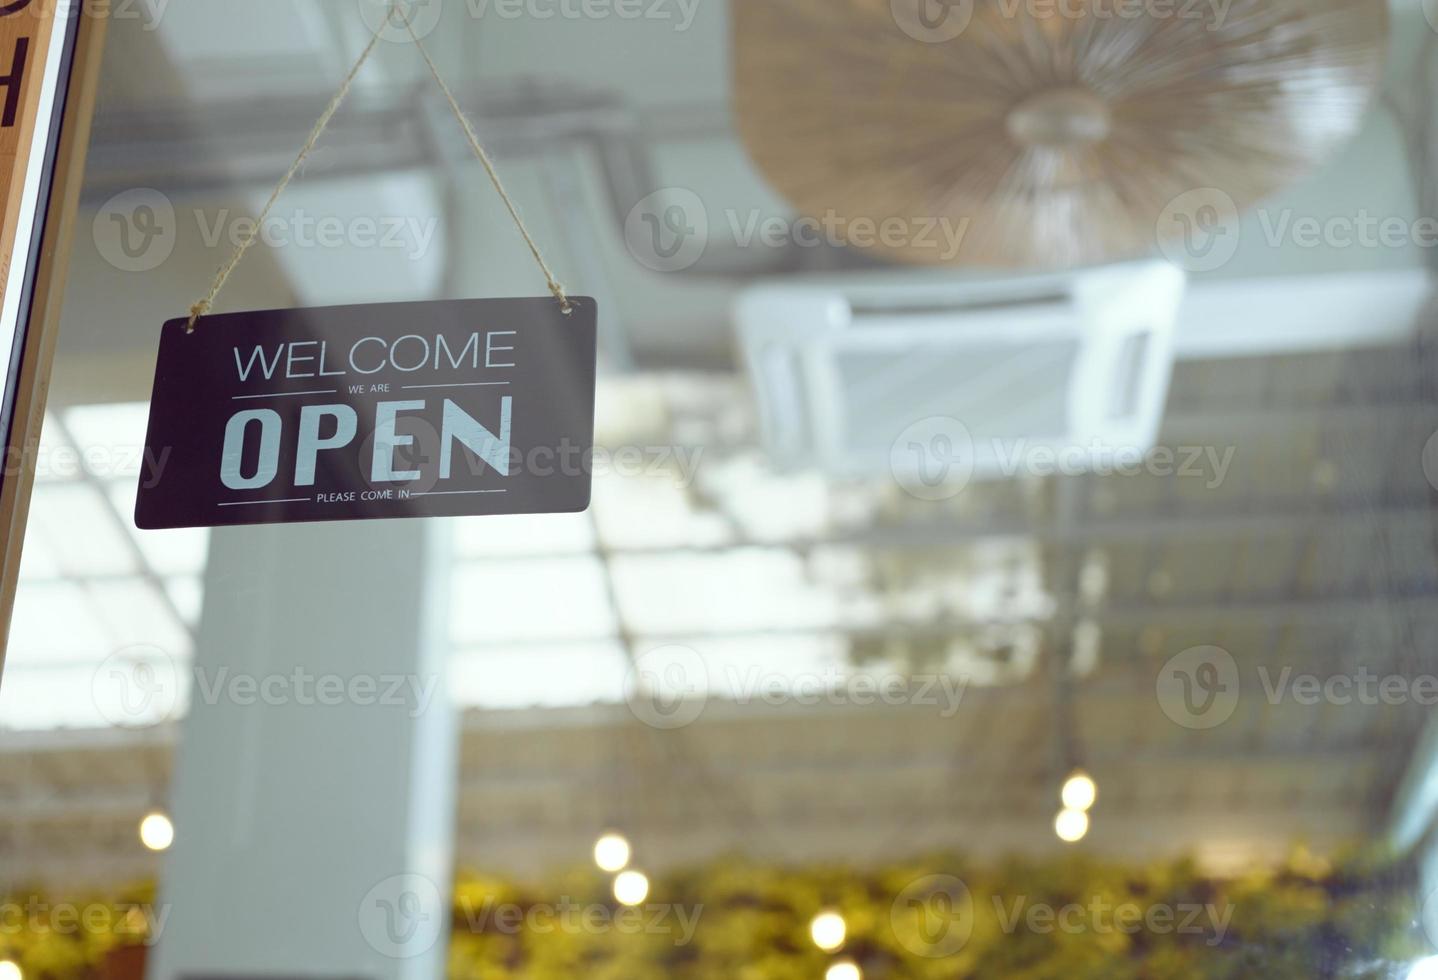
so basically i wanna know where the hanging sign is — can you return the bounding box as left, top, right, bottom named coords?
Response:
left=134, top=297, right=596, bottom=530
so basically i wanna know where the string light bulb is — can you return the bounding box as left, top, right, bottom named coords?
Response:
left=0, top=960, right=21, bottom=980
left=826, top=960, right=861, bottom=980
left=138, top=811, right=174, bottom=851
left=613, top=870, right=650, bottom=907
left=1061, top=770, right=1097, bottom=811
left=1054, top=807, right=1090, bottom=843
left=809, top=910, right=847, bottom=951
left=593, top=832, right=631, bottom=872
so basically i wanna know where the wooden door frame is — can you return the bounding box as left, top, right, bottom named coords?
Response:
left=0, top=2, right=107, bottom=675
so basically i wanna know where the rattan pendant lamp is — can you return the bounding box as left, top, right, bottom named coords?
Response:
left=733, top=0, right=1389, bottom=268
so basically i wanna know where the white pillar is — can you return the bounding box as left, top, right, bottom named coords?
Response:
left=148, top=520, right=456, bottom=980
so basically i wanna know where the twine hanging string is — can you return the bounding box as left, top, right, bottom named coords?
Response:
left=183, top=26, right=383, bottom=331
left=402, top=14, right=571, bottom=315
left=186, top=4, right=571, bottom=333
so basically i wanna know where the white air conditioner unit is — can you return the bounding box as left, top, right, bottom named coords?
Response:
left=736, top=261, right=1186, bottom=481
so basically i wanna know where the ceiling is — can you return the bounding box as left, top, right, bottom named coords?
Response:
left=1, top=0, right=1436, bottom=889
left=50, top=0, right=1438, bottom=394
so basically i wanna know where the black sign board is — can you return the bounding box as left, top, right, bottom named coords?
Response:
left=135, top=297, right=596, bottom=530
